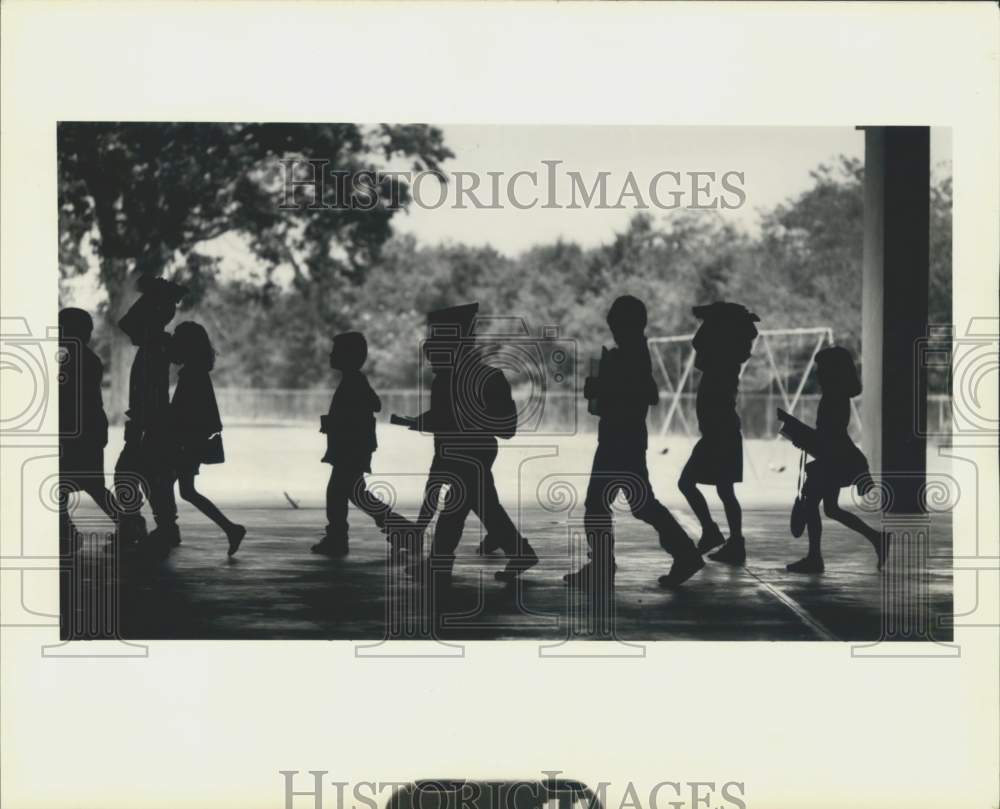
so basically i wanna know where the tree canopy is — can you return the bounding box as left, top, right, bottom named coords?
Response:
left=59, top=139, right=952, bottom=404
left=58, top=122, right=453, bottom=415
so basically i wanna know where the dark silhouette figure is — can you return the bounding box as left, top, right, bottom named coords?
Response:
left=678, top=301, right=759, bottom=565
left=169, top=322, right=246, bottom=556
left=565, top=295, right=703, bottom=590
left=396, top=428, right=503, bottom=559
left=312, top=332, right=405, bottom=557
left=58, top=308, right=122, bottom=551
left=395, top=303, right=538, bottom=586
left=114, top=276, right=188, bottom=549
left=780, top=346, right=890, bottom=573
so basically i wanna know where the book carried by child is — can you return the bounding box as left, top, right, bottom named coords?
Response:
left=776, top=408, right=819, bottom=455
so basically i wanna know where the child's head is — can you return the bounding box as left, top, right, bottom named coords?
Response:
left=330, top=331, right=368, bottom=372
left=691, top=301, right=760, bottom=369
left=118, top=275, right=188, bottom=344
left=815, top=346, right=861, bottom=397
left=171, top=321, right=216, bottom=370
left=424, top=303, right=478, bottom=370
left=58, top=308, right=94, bottom=344
left=607, top=295, right=648, bottom=345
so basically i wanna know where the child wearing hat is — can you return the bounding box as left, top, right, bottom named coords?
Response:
left=114, top=274, right=188, bottom=549
left=679, top=301, right=759, bottom=565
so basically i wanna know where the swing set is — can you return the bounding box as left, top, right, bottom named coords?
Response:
left=648, top=326, right=863, bottom=440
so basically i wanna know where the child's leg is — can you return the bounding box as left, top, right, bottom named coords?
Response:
left=678, top=446, right=724, bottom=549
left=324, top=467, right=350, bottom=539
left=715, top=482, right=742, bottom=539
left=678, top=466, right=714, bottom=530
left=703, top=480, right=746, bottom=564
left=788, top=464, right=827, bottom=571
left=346, top=471, right=393, bottom=527
left=623, top=458, right=702, bottom=587
left=58, top=479, right=79, bottom=549
left=823, top=488, right=883, bottom=547
left=580, top=446, right=617, bottom=572
left=177, top=472, right=237, bottom=533
left=823, top=488, right=880, bottom=542
left=416, top=477, right=444, bottom=533
left=113, top=437, right=148, bottom=542
left=806, top=496, right=823, bottom=557
left=786, top=495, right=824, bottom=572
left=80, top=478, right=122, bottom=524
left=624, top=459, right=697, bottom=559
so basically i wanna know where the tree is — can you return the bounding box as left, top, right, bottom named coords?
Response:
left=725, top=156, right=952, bottom=393
left=58, top=122, right=452, bottom=419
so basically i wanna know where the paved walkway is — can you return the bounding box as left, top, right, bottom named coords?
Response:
left=61, top=506, right=953, bottom=643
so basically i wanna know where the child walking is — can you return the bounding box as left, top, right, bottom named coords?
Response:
left=782, top=346, right=890, bottom=573
left=169, top=322, right=246, bottom=556
left=564, top=295, right=702, bottom=590
left=58, top=308, right=123, bottom=552
left=678, top=302, right=759, bottom=565
left=312, top=331, right=399, bottom=557
left=115, top=275, right=188, bottom=547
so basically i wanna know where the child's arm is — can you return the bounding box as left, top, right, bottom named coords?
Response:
left=367, top=381, right=382, bottom=414
left=777, top=409, right=819, bottom=454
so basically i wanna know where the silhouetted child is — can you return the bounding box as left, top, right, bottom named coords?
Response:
left=115, top=275, right=187, bottom=549
left=391, top=303, right=537, bottom=585
left=565, top=295, right=702, bottom=590
left=679, top=301, right=759, bottom=565
left=169, top=322, right=246, bottom=556
left=781, top=346, right=890, bottom=573
left=58, top=308, right=122, bottom=551
left=312, top=331, right=398, bottom=557
left=402, top=432, right=500, bottom=558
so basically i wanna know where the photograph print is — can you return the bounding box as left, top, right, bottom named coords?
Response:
left=54, top=122, right=955, bottom=642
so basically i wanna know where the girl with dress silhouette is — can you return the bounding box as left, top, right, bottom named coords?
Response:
left=782, top=346, right=889, bottom=573
left=169, top=321, right=246, bottom=556
left=679, top=302, right=759, bottom=565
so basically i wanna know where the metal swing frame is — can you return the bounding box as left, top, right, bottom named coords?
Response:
left=648, top=326, right=861, bottom=437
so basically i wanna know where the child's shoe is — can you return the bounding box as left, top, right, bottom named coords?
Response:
left=383, top=513, right=421, bottom=555
left=708, top=536, right=746, bottom=565
left=117, top=514, right=148, bottom=546
left=149, top=523, right=181, bottom=547
left=658, top=551, right=705, bottom=588
left=563, top=560, right=617, bottom=590
left=311, top=535, right=349, bottom=557
left=477, top=534, right=504, bottom=556
left=495, top=540, right=539, bottom=582
left=696, top=524, right=726, bottom=554
left=786, top=555, right=824, bottom=573
left=226, top=524, right=247, bottom=557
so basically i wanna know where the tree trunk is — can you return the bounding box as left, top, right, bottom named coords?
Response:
left=103, top=258, right=138, bottom=424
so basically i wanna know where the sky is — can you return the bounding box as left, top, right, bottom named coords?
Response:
left=391, top=125, right=952, bottom=256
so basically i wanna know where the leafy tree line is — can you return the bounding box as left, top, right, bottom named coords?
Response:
left=134, top=157, right=953, bottom=396
left=58, top=122, right=452, bottom=418
left=59, top=130, right=952, bottom=414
